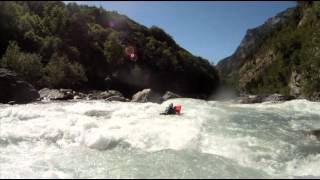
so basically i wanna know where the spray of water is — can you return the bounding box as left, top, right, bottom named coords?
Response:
left=0, top=99, right=319, bottom=178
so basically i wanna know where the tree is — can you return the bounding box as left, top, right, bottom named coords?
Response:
left=149, top=26, right=176, bottom=47
left=43, top=53, right=87, bottom=88
left=42, top=2, right=68, bottom=36
left=0, top=41, right=43, bottom=85
left=103, top=39, right=124, bottom=68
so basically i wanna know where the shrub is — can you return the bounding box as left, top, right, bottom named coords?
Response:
left=43, top=53, right=87, bottom=88
left=0, top=41, right=43, bottom=85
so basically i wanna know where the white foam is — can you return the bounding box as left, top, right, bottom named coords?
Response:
left=1, top=99, right=320, bottom=178
left=42, top=170, right=74, bottom=179
left=285, top=154, right=320, bottom=177
left=230, top=99, right=320, bottom=116
left=0, top=100, right=207, bottom=151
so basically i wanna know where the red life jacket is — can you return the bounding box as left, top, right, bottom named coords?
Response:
left=174, top=105, right=182, bottom=114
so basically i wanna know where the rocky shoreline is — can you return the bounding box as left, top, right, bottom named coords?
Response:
left=1, top=68, right=319, bottom=105
left=0, top=67, right=183, bottom=104
left=37, top=88, right=181, bottom=104
left=0, top=68, right=182, bottom=104
left=3, top=87, right=320, bottom=105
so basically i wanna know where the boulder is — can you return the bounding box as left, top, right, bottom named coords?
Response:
left=104, top=90, right=128, bottom=102
left=161, top=91, right=182, bottom=101
left=131, top=89, right=162, bottom=103
left=83, top=91, right=101, bottom=100
left=87, top=90, right=124, bottom=100
left=86, top=93, right=94, bottom=100
left=105, top=96, right=128, bottom=102
left=73, top=95, right=81, bottom=100
left=262, top=94, right=294, bottom=102
left=72, top=91, right=86, bottom=100
left=0, top=68, right=39, bottom=104
left=99, top=91, right=114, bottom=99
left=39, top=88, right=74, bottom=100
left=102, top=90, right=123, bottom=98
left=59, top=89, right=75, bottom=99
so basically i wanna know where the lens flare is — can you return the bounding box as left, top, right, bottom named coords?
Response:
left=125, top=46, right=135, bottom=55
left=125, top=46, right=138, bottom=61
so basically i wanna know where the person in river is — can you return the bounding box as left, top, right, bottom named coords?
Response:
left=160, top=103, right=181, bottom=115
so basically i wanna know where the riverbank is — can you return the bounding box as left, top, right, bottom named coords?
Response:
left=2, top=86, right=320, bottom=105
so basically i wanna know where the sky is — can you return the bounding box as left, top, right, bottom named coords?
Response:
left=65, top=1, right=296, bottom=64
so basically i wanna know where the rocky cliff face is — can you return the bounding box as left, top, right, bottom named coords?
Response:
left=217, top=8, right=295, bottom=87
left=238, top=49, right=277, bottom=92
left=289, top=70, right=302, bottom=97
left=217, top=2, right=320, bottom=99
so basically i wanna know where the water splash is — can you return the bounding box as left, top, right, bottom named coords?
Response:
left=0, top=99, right=320, bottom=178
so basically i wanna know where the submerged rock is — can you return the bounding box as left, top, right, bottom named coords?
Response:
left=0, top=68, right=39, bottom=104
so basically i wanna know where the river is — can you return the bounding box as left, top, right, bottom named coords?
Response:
left=0, top=98, right=320, bottom=178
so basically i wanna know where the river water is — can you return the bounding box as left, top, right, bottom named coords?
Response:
left=0, top=98, right=320, bottom=178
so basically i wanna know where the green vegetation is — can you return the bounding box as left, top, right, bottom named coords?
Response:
left=0, top=41, right=43, bottom=86
left=0, top=1, right=219, bottom=96
left=222, top=2, right=320, bottom=98
left=42, top=53, right=87, bottom=88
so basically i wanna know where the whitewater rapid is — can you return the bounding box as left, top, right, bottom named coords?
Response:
left=0, top=99, right=320, bottom=178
